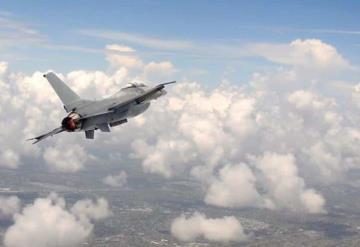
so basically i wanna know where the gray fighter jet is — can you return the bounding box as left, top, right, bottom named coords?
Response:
left=29, top=72, right=175, bottom=144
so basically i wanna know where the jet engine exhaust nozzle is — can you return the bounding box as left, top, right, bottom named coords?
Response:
left=61, top=112, right=82, bottom=131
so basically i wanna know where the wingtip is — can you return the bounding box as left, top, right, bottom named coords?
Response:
left=162, top=81, right=176, bottom=86
left=26, top=138, right=38, bottom=144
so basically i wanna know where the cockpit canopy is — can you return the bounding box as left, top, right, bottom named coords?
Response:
left=122, top=82, right=147, bottom=89
left=112, top=82, right=148, bottom=97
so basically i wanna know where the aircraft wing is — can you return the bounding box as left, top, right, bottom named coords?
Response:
left=108, top=81, right=176, bottom=111
left=27, top=127, right=64, bottom=144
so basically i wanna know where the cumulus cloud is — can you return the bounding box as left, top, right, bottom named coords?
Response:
left=71, top=197, right=111, bottom=222
left=106, top=52, right=143, bottom=69
left=254, top=152, right=326, bottom=213
left=123, top=40, right=360, bottom=215
left=0, top=196, right=21, bottom=218
left=103, top=171, right=127, bottom=187
left=203, top=153, right=326, bottom=214
left=205, top=164, right=263, bottom=208
left=3, top=193, right=110, bottom=247
left=143, top=61, right=177, bottom=81
left=125, top=66, right=360, bottom=214
left=171, top=212, right=248, bottom=242
left=250, top=39, right=351, bottom=71
left=131, top=138, right=195, bottom=178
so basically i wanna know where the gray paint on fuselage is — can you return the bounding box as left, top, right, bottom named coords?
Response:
left=75, top=86, right=149, bottom=131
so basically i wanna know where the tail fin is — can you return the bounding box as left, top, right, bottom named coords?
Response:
left=44, top=72, right=81, bottom=108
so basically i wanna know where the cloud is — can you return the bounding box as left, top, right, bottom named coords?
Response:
left=281, top=27, right=360, bottom=35
left=131, top=138, right=194, bottom=178
left=205, top=164, right=263, bottom=208
left=106, top=51, right=144, bottom=69
left=0, top=13, right=45, bottom=46
left=0, top=196, right=21, bottom=218
left=351, top=83, right=360, bottom=108
left=254, top=152, right=326, bottom=213
left=0, top=149, right=20, bottom=169
left=171, top=212, right=248, bottom=242
left=103, top=171, right=127, bottom=187
left=203, top=154, right=326, bottom=214
left=105, top=44, right=177, bottom=82
left=0, top=12, right=106, bottom=56
left=3, top=193, right=110, bottom=247
left=125, top=70, right=356, bottom=214
left=105, top=44, right=135, bottom=53
left=143, top=61, right=177, bottom=81
left=250, top=39, right=351, bottom=71
left=78, top=30, right=193, bottom=50
left=71, top=197, right=111, bottom=222
left=43, top=142, right=89, bottom=173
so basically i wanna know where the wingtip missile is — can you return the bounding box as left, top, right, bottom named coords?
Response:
left=161, top=81, right=176, bottom=86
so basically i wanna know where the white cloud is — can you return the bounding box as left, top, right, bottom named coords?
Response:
left=79, top=30, right=193, bottom=50
left=103, top=171, right=127, bottom=187
left=43, top=143, right=88, bottom=173
left=171, top=212, right=248, bottom=242
left=250, top=39, right=351, bottom=71
left=106, top=52, right=143, bottom=69
left=0, top=149, right=20, bottom=169
left=0, top=61, right=7, bottom=75
left=131, top=138, right=194, bottom=178
left=254, top=152, right=326, bottom=213
left=304, top=141, right=342, bottom=183
left=288, top=90, right=328, bottom=110
left=71, top=197, right=111, bottom=222
left=0, top=196, right=21, bottom=218
left=143, top=61, right=177, bottom=81
left=205, top=164, right=263, bottom=208
left=3, top=193, right=110, bottom=247
left=0, top=14, right=45, bottom=47
left=105, top=44, right=135, bottom=53
left=351, top=83, right=360, bottom=108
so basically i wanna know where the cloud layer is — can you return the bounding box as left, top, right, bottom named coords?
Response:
left=0, top=39, right=359, bottom=220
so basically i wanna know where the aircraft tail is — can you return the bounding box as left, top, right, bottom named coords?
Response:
left=43, top=72, right=81, bottom=109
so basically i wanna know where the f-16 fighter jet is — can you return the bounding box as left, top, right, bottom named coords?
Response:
left=28, top=72, right=175, bottom=144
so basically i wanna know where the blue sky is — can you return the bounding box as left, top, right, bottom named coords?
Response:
left=1, top=0, right=360, bottom=85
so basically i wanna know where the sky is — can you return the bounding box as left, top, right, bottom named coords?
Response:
left=1, top=0, right=360, bottom=85
left=1, top=1, right=360, bottom=245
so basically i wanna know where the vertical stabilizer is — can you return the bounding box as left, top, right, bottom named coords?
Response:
left=44, top=72, right=81, bottom=107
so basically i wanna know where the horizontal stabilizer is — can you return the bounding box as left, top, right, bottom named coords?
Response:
left=27, top=127, right=64, bottom=144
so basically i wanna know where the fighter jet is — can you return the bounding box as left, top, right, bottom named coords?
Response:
left=28, top=72, right=175, bottom=144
